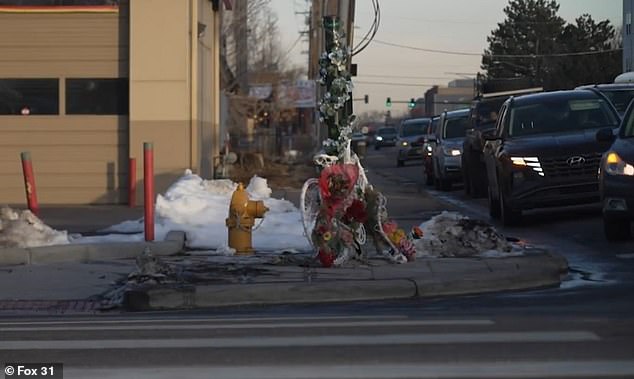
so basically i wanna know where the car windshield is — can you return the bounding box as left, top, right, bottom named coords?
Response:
left=597, top=89, right=634, bottom=115
left=401, top=120, right=429, bottom=137
left=378, top=127, right=397, bottom=135
left=508, top=98, right=619, bottom=137
left=444, top=116, right=470, bottom=139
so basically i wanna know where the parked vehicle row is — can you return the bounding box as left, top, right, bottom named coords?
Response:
left=390, top=81, right=634, bottom=240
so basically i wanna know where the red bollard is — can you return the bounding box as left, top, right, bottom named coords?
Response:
left=143, top=143, right=155, bottom=241
left=20, top=152, right=39, bottom=216
left=128, top=157, right=136, bottom=208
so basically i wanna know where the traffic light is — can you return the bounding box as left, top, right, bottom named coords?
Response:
left=386, top=97, right=392, bottom=108
left=364, top=94, right=369, bottom=104
left=408, top=98, right=416, bottom=109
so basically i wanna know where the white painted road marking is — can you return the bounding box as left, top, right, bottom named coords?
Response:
left=0, top=331, right=599, bottom=350
left=0, top=319, right=494, bottom=332
left=62, top=361, right=634, bottom=379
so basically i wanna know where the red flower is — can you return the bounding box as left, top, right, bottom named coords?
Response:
left=318, top=164, right=359, bottom=200
left=318, top=250, right=335, bottom=267
left=318, top=164, right=359, bottom=218
left=343, top=199, right=368, bottom=224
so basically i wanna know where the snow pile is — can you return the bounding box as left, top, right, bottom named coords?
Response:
left=0, top=206, right=70, bottom=248
left=415, top=211, right=516, bottom=258
left=95, top=171, right=311, bottom=251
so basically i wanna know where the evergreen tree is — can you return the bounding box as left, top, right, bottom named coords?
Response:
left=546, top=14, right=621, bottom=89
left=481, top=0, right=565, bottom=84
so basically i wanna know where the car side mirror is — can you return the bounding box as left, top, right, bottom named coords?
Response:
left=596, top=127, right=616, bottom=143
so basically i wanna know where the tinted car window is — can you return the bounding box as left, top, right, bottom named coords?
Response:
left=509, top=98, right=618, bottom=137
left=378, top=127, right=397, bottom=135
left=401, top=120, right=429, bottom=137
left=623, top=109, right=634, bottom=137
left=598, top=89, right=634, bottom=115
left=444, top=117, right=470, bottom=139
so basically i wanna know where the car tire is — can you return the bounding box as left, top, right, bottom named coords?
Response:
left=375, top=145, right=380, bottom=151
left=463, top=162, right=471, bottom=196
left=488, top=185, right=500, bottom=219
left=604, top=216, right=632, bottom=241
left=425, top=170, right=434, bottom=186
left=471, top=173, right=488, bottom=198
left=499, top=181, right=521, bottom=226
left=397, top=158, right=404, bottom=167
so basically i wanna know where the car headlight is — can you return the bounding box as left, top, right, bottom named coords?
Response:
left=376, top=136, right=383, bottom=141
left=442, top=146, right=461, bottom=156
left=510, top=156, right=544, bottom=176
left=425, top=145, right=433, bottom=152
left=401, top=141, right=409, bottom=147
left=606, top=152, right=634, bottom=176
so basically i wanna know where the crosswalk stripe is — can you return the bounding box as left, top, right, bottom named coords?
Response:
left=0, top=315, right=407, bottom=326
left=0, top=331, right=599, bottom=350
left=61, top=361, right=634, bottom=379
left=0, top=319, right=494, bottom=332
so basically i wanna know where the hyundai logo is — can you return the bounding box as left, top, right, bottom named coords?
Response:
left=566, top=156, right=586, bottom=167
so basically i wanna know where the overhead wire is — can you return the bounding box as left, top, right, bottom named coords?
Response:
left=352, top=0, right=380, bottom=57
left=373, top=39, right=622, bottom=58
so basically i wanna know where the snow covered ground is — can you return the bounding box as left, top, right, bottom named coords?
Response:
left=0, top=171, right=522, bottom=258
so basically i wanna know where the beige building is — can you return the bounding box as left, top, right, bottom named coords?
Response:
left=0, top=0, right=226, bottom=204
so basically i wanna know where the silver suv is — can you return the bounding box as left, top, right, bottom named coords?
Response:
left=432, top=109, right=470, bottom=190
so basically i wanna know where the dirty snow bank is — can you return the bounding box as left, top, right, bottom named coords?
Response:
left=415, top=211, right=521, bottom=258
left=0, top=206, right=70, bottom=248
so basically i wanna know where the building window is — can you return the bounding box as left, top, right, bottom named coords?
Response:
left=0, top=78, right=59, bottom=115
left=627, top=13, right=632, bottom=35
left=0, top=1, right=118, bottom=5
left=66, top=78, right=129, bottom=115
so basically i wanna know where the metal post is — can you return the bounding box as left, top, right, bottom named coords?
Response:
left=128, top=157, right=136, bottom=208
left=20, top=152, right=39, bottom=215
left=143, top=143, right=155, bottom=241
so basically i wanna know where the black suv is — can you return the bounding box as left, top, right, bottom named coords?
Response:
left=463, top=88, right=543, bottom=198
left=483, top=90, right=620, bottom=225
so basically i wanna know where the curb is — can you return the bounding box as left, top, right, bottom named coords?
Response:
left=123, top=252, right=568, bottom=311
left=0, top=231, right=186, bottom=265
left=124, top=279, right=419, bottom=311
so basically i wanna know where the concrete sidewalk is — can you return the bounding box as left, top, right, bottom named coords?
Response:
left=0, top=246, right=568, bottom=313
left=0, top=192, right=568, bottom=313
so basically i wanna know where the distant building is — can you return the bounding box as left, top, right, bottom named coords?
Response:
left=424, top=81, right=474, bottom=117
left=624, top=0, right=634, bottom=72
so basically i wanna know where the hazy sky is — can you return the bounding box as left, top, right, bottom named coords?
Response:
left=272, top=0, right=622, bottom=115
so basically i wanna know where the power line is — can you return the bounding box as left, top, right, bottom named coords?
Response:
left=373, top=39, right=623, bottom=58
left=355, top=80, right=437, bottom=87
left=359, top=74, right=459, bottom=80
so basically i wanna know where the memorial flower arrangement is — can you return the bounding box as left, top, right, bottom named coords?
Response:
left=310, top=16, right=421, bottom=267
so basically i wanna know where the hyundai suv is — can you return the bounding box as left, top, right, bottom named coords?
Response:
left=483, top=90, right=620, bottom=226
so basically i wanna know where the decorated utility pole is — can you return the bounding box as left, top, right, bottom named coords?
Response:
left=300, top=16, right=422, bottom=268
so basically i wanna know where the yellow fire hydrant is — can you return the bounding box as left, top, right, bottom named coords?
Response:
left=226, top=183, right=268, bottom=255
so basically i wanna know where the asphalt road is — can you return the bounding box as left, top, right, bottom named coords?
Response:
left=2, top=146, right=634, bottom=378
